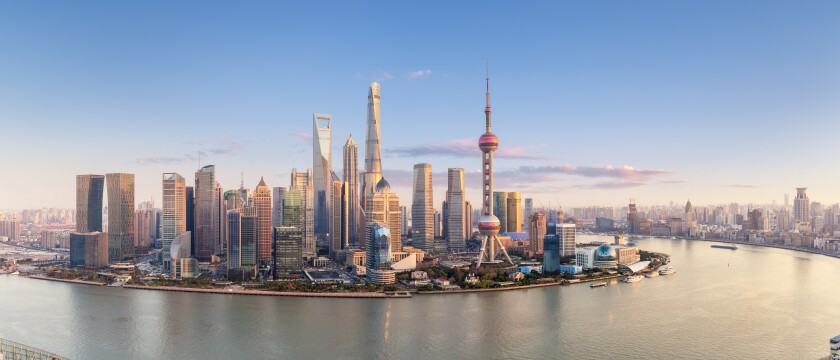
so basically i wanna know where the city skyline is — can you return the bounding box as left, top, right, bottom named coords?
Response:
left=3, top=2, right=840, bottom=210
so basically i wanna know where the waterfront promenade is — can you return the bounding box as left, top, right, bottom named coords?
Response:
left=122, top=285, right=390, bottom=298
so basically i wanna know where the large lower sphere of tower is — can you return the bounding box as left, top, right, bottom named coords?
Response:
left=478, top=132, right=499, bottom=152
left=478, top=214, right=501, bottom=236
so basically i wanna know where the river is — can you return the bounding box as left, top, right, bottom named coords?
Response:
left=1, top=235, right=838, bottom=359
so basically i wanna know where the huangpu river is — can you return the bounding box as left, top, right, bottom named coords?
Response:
left=2, top=235, right=839, bottom=359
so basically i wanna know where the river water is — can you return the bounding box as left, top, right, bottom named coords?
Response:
left=1, top=235, right=838, bottom=359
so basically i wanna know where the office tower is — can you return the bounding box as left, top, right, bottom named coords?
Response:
left=330, top=172, right=342, bottom=257
left=214, top=181, right=224, bottom=255
left=524, top=198, right=534, bottom=232
left=685, top=200, right=696, bottom=228
left=161, top=173, right=186, bottom=270
left=558, top=223, right=576, bottom=256
left=506, top=191, right=522, bottom=232
left=529, top=212, right=546, bottom=255
left=400, top=206, right=409, bottom=237
left=433, top=210, right=442, bottom=238
left=83, top=232, right=109, bottom=270
left=240, top=207, right=258, bottom=278
left=794, top=188, right=810, bottom=224
left=343, top=134, right=360, bottom=247
left=361, top=83, right=383, bottom=215
left=493, top=192, right=509, bottom=233
left=254, top=177, right=272, bottom=263
left=365, top=222, right=395, bottom=285
left=339, top=181, right=350, bottom=251
left=170, top=232, right=195, bottom=278
left=185, top=186, right=195, bottom=256
left=69, top=232, right=88, bottom=267
left=464, top=201, right=473, bottom=240
left=367, top=178, right=402, bottom=252
left=227, top=209, right=242, bottom=278
left=446, top=168, right=466, bottom=250
left=290, top=168, right=315, bottom=259
left=784, top=194, right=790, bottom=209
left=476, top=70, right=513, bottom=266
left=412, top=163, right=433, bottom=251
left=313, top=113, right=333, bottom=236
left=76, top=175, right=104, bottom=233
left=195, top=165, right=216, bottom=261
left=272, top=187, right=286, bottom=228
left=274, top=226, right=303, bottom=277
left=543, top=222, right=559, bottom=272
left=441, top=201, right=448, bottom=240
left=106, top=173, right=135, bottom=261
left=134, top=209, right=151, bottom=250
left=628, top=200, right=640, bottom=234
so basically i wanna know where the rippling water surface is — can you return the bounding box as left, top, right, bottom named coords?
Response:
left=1, top=236, right=839, bottom=359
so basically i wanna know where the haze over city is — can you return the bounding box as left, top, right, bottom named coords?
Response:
left=2, top=1, right=840, bottom=209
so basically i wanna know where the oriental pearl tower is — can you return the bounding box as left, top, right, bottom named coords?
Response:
left=476, top=68, right=513, bottom=267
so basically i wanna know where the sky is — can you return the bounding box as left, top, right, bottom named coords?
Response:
left=1, top=1, right=840, bottom=210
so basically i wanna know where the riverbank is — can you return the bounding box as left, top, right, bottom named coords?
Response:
left=416, top=273, right=627, bottom=295
left=122, top=284, right=390, bottom=298
left=678, top=237, right=840, bottom=259
left=27, top=275, right=105, bottom=286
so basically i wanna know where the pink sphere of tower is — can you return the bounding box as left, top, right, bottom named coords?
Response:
left=477, top=214, right=501, bottom=236
left=478, top=132, right=499, bottom=152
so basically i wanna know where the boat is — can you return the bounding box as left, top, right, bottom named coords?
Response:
left=590, top=282, right=607, bottom=288
left=644, top=271, right=659, bottom=278
left=659, top=266, right=676, bottom=275
left=10, top=271, right=19, bottom=275
left=711, top=244, right=737, bottom=250
left=623, top=275, right=643, bottom=283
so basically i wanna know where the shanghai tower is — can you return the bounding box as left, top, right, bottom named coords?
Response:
left=360, top=82, right=383, bottom=215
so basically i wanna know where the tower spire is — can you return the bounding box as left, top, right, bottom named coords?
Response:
left=485, top=64, right=492, bottom=132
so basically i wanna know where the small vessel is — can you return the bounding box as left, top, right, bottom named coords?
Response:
left=644, top=271, right=659, bottom=278
left=711, top=244, right=737, bottom=250
left=590, top=282, right=607, bottom=288
left=10, top=271, right=19, bottom=275
left=623, top=275, right=643, bottom=283
left=659, top=266, right=676, bottom=275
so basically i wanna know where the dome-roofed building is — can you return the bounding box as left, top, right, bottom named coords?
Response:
left=594, top=243, right=618, bottom=269
left=375, top=177, right=391, bottom=192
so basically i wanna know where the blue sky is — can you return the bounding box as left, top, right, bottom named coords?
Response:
left=2, top=1, right=839, bottom=209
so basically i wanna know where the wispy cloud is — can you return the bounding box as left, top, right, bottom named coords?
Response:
left=387, top=139, right=547, bottom=160
left=132, top=157, right=186, bottom=166
left=292, top=132, right=313, bottom=143
left=131, top=137, right=245, bottom=166
left=574, top=182, right=647, bottom=190
left=514, top=165, right=671, bottom=181
left=729, top=184, right=757, bottom=188
left=407, top=69, right=432, bottom=79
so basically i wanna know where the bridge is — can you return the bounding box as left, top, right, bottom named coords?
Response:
left=1, top=337, right=68, bottom=360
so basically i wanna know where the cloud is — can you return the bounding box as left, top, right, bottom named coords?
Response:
left=292, top=132, right=313, bottom=143
left=407, top=69, right=432, bottom=79
left=131, top=137, right=245, bottom=166
left=729, top=184, right=756, bottom=188
left=131, top=157, right=186, bottom=165
left=514, top=165, right=671, bottom=181
left=387, top=139, right=547, bottom=160
left=574, top=182, right=647, bottom=190
left=381, top=71, right=394, bottom=80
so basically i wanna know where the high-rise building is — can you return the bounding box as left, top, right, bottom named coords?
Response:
left=446, top=168, right=466, bottom=250
left=290, top=168, right=315, bottom=259
left=685, top=199, right=696, bottom=230
left=313, top=113, right=333, bottom=236
left=529, top=212, right=546, bottom=255
left=361, top=83, right=383, bottom=217
left=476, top=70, right=513, bottom=266
left=464, top=201, right=473, bottom=240
left=543, top=222, right=559, bottom=272
left=493, top=192, right=509, bottom=233
left=506, top=191, right=522, bottom=232
left=628, top=200, right=640, bottom=234
left=194, top=165, right=216, bottom=261
left=433, top=209, right=442, bottom=238
left=76, top=175, right=104, bottom=233
left=523, top=198, right=534, bottom=232
left=240, top=207, right=258, bottom=278
left=367, top=178, right=402, bottom=252
left=400, top=206, right=409, bottom=237
left=558, top=223, right=576, bottom=256
left=794, top=188, right=810, bottom=225
left=106, top=173, right=135, bottom=261
left=411, top=163, right=433, bottom=251
left=83, top=232, right=109, bottom=270
left=343, top=134, right=360, bottom=248
left=254, top=177, right=272, bottom=263
left=185, top=186, right=195, bottom=256
left=339, top=181, right=350, bottom=252
left=330, top=172, right=343, bottom=257
left=162, top=173, right=186, bottom=271
left=365, top=222, right=395, bottom=285
left=170, top=232, right=195, bottom=278
left=227, top=209, right=242, bottom=277
left=213, top=181, right=224, bottom=255
left=272, top=187, right=286, bottom=228
left=273, top=226, right=303, bottom=277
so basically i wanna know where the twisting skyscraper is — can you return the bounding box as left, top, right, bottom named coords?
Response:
left=361, top=83, right=383, bottom=215
left=313, top=113, right=333, bottom=237
left=343, top=134, right=360, bottom=247
left=476, top=70, right=512, bottom=267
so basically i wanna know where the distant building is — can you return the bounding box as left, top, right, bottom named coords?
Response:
left=794, top=188, right=810, bottom=225
left=627, top=201, right=640, bottom=234
left=412, top=163, right=434, bottom=251
left=254, top=177, right=272, bottom=263
left=529, top=212, right=546, bottom=255
left=493, top=192, right=509, bottom=233
left=272, top=187, right=286, bottom=228
left=313, top=113, right=333, bottom=237
left=185, top=186, right=195, bottom=256
left=195, top=165, right=217, bottom=261
left=595, top=217, right=614, bottom=231
left=543, top=223, right=560, bottom=272
left=162, top=173, right=186, bottom=271
left=575, top=247, right=597, bottom=269
left=558, top=223, right=576, bottom=256
left=106, top=173, right=135, bottom=261
left=506, top=192, right=522, bottom=232
left=289, top=168, right=315, bottom=259
left=342, top=134, right=360, bottom=247
left=330, top=172, right=343, bottom=258
left=446, top=168, right=466, bottom=250
left=170, top=232, right=196, bottom=278
left=615, top=243, right=640, bottom=266
left=70, top=232, right=108, bottom=270
left=76, top=174, right=105, bottom=233
left=273, top=226, right=303, bottom=277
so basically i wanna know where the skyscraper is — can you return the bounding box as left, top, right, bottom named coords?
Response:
left=272, top=187, right=286, bottom=228
left=543, top=222, right=559, bottom=272
left=106, top=173, right=135, bottom=261
left=464, top=201, right=473, bottom=240
left=313, top=113, right=333, bottom=237
left=476, top=70, right=513, bottom=266
left=273, top=226, right=303, bottom=277
left=254, top=177, right=272, bottom=263
left=558, top=223, right=576, bottom=256
left=361, top=83, right=383, bottom=216
left=240, top=207, right=258, bottom=279
left=412, top=163, right=434, bottom=251
left=76, top=175, right=104, bottom=233
left=529, top=211, right=546, bottom=255
left=365, top=222, right=395, bottom=285
left=343, top=134, right=360, bottom=248
left=523, top=198, right=534, bottom=232
left=794, top=188, right=810, bottom=224
left=506, top=191, right=522, bottom=232
left=446, top=168, right=466, bottom=250
left=195, top=165, right=216, bottom=261
left=493, top=192, right=509, bottom=233
left=213, top=181, right=224, bottom=255
left=185, top=186, right=195, bottom=256
left=290, top=168, right=315, bottom=259
left=628, top=200, right=640, bottom=234
left=227, top=209, right=242, bottom=278
left=330, top=172, right=343, bottom=257
left=367, top=178, right=402, bottom=252
left=162, top=173, right=186, bottom=271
